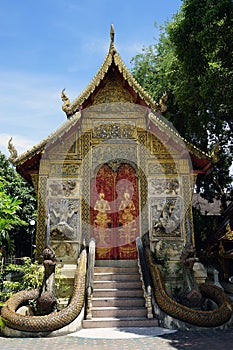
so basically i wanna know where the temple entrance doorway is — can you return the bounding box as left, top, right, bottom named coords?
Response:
left=90, top=162, right=139, bottom=260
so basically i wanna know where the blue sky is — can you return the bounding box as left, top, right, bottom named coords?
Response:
left=0, top=0, right=182, bottom=156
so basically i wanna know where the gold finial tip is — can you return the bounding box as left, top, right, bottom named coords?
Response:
left=110, top=24, right=114, bottom=44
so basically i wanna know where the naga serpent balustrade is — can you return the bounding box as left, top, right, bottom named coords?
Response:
left=1, top=249, right=87, bottom=333
left=148, top=252, right=233, bottom=327
left=1, top=247, right=232, bottom=332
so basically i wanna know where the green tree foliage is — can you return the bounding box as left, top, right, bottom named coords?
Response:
left=0, top=178, right=26, bottom=254
left=168, top=0, right=233, bottom=209
left=0, top=152, right=37, bottom=257
left=131, top=0, right=233, bottom=209
left=170, top=0, right=233, bottom=133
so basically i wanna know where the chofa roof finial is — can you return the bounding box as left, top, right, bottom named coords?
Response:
left=8, top=137, right=18, bottom=163
left=110, top=24, right=115, bottom=46
left=210, top=143, right=220, bottom=163
left=61, top=88, right=71, bottom=114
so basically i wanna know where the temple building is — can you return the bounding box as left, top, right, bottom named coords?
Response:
left=11, top=26, right=213, bottom=282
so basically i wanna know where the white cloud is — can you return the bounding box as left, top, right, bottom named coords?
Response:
left=0, top=69, right=85, bottom=157
left=0, top=133, right=35, bottom=156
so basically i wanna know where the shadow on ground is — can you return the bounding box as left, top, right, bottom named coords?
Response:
left=158, top=328, right=233, bottom=350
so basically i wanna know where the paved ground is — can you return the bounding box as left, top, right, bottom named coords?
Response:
left=1, top=327, right=233, bottom=350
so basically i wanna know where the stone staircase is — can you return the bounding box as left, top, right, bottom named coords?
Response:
left=82, top=260, right=158, bottom=328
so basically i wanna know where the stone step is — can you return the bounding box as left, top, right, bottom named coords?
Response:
left=92, top=306, right=147, bottom=318
left=83, top=317, right=159, bottom=328
left=93, top=280, right=141, bottom=289
left=92, top=297, right=145, bottom=307
left=93, top=288, right=144, bottom=298
left=94, top=272, right=140, bottom=281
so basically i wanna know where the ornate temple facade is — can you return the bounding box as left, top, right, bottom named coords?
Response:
left=12, top=27, right=212, bottom=279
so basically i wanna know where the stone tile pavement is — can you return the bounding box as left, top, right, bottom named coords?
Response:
left=1, top=327, right=233, bottom=350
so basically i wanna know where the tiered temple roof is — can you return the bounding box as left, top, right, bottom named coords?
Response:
left=9, top=25, right=213, bottom=182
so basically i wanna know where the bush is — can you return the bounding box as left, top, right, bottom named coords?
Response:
left=0, top=258, right=43, bottom=302
left=0, top=257, right=68, bottom=303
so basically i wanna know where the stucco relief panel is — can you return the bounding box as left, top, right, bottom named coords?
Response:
left=149, top=196, right=182, bottom=238
left=47, top=179, right=82, bottom=262
left=49, top=163, right=81, bottom=177
left=48, top=178, right=81, bottom=198
left=148, top=178, right=181, bottom=196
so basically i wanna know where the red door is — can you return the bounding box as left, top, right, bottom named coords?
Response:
left=90, top=163, right=139, bottom=260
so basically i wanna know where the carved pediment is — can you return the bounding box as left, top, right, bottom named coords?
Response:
left=93, top=71, right=135, bottom=105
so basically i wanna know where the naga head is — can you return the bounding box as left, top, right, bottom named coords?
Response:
left=42, top=246, right=56, bottom=262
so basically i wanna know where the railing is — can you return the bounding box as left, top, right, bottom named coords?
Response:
left=85, top=238, right=96, bottom=319
left=136, top=236, right=153, bottom=318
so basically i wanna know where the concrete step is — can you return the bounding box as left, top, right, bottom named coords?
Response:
left=83, top=317, right=159, bottom=328
left=93, top=280, right=141, bottom=289
left=94, top=272, right=140, bottom=281
left=94, top=266, right=138, bottom=273
left=83, top=259, right=156, bottom=329
left=92, top=297, right=145, bottom=307
left=93, top=288, right=144, bottom=298
left=92, top=306, right=147, bottom=318
left=95, top=260, right=138, bottom=268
